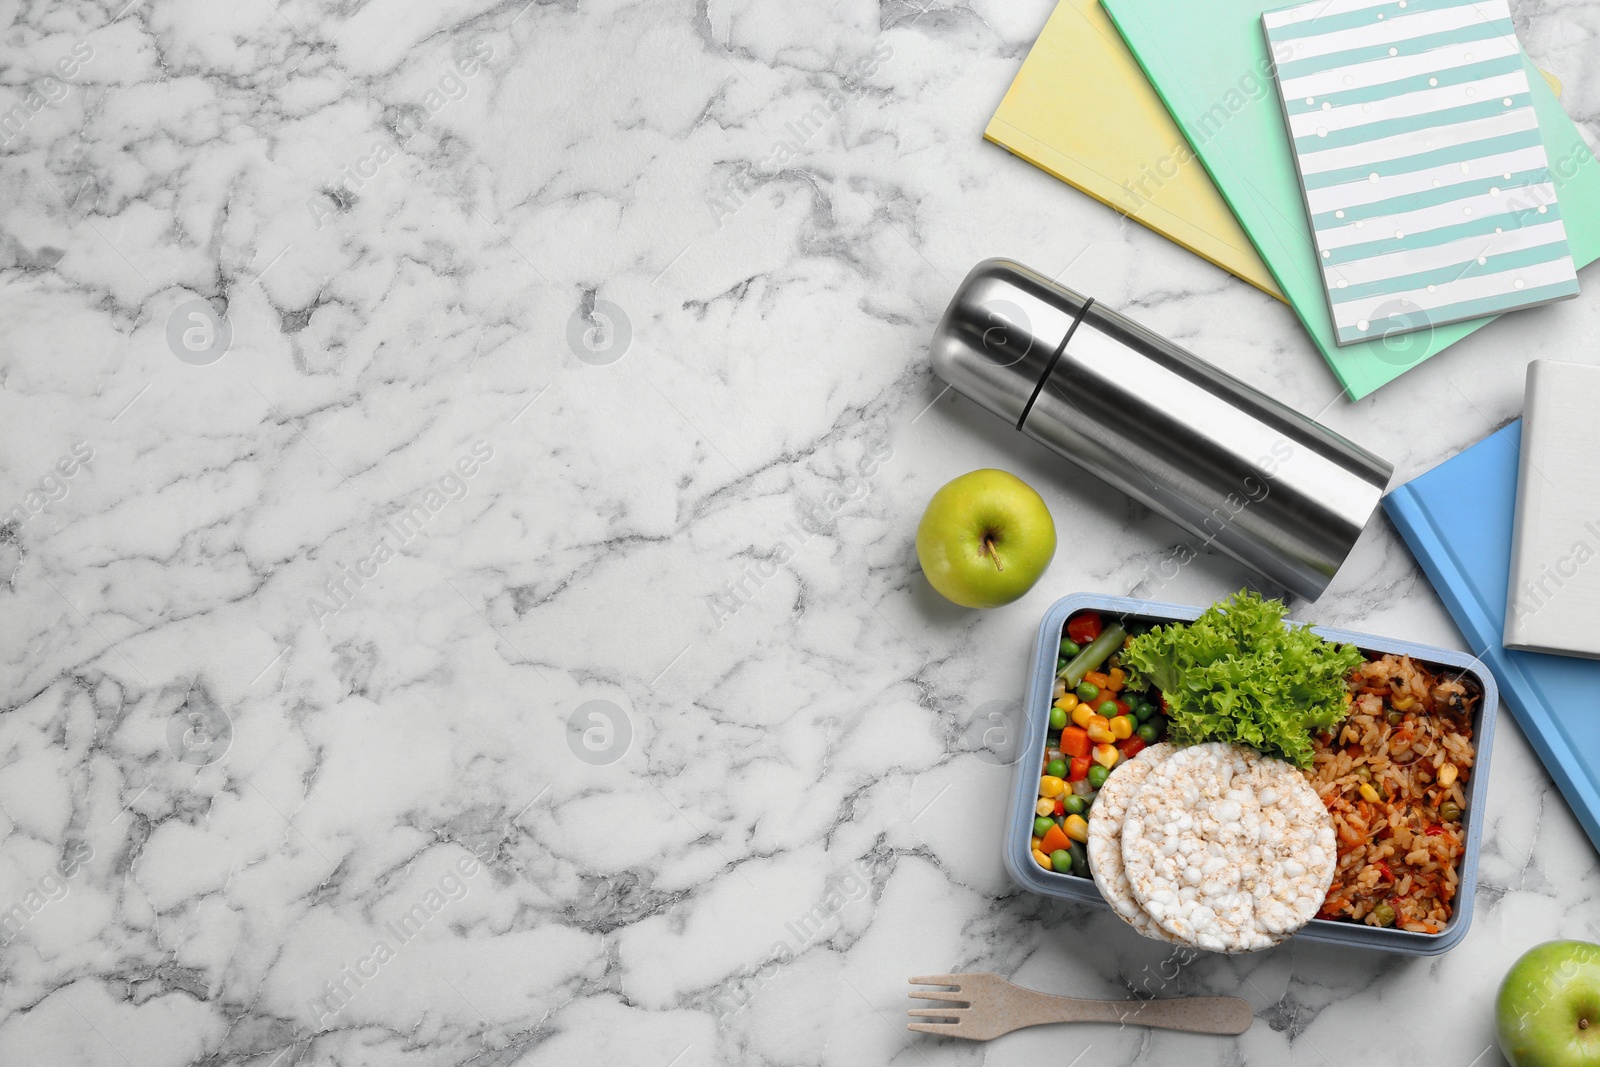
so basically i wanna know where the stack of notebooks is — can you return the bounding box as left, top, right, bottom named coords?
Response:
left=1386, top=364, right=1600, bottom=854
left=987, top=0, right=1600, bottom=399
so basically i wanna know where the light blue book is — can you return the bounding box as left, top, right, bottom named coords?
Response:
left=1385, top=420, right=1600, bottom=856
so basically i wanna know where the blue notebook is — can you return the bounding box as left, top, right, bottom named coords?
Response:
left=1385, top=421, right=1600, bottom=855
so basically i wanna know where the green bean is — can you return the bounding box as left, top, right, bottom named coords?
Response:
left=1061, top=623, right=1128, bottom=687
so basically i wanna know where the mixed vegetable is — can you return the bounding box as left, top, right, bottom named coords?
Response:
left=1030, top=609, right=1173, bottom=877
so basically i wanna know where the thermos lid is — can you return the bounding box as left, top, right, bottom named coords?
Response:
left=928, top=259, right=1092, bottom=428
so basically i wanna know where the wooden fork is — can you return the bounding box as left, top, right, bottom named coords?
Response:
left=907, top=972, right=1253, bottom=1040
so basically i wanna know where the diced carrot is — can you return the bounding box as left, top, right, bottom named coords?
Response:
left=1039, top=824, right=1071, bottom=854
left=1060, top=727, right=1091, bottom=758
left=1083, top=670, right=1111, bottom=689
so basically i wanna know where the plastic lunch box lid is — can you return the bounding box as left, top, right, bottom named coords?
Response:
left=1004, top=593, right=1499, bottom=956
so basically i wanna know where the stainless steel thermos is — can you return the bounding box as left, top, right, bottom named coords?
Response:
left=928, top=259, right=1393, bottom=600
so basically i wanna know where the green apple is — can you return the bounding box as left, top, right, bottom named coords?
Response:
left=1497, top=940, right=1600, bottom=1067
left=916, top=469, right=1056, bottom=608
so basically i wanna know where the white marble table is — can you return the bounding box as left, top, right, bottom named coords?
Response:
left=3, top=0, right=1599, bottom=1063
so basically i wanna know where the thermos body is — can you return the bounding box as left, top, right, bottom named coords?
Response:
left=929, top=259, right=1393, bottom=600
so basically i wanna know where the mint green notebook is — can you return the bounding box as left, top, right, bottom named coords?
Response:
left=1102, top=0, right=1600, bottom=399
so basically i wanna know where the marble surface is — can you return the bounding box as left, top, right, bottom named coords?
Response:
left=3, top=0, right=1600, bottom=1063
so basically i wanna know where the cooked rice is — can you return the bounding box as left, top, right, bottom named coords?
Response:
left=1307, top=653, right=1478, bottom=934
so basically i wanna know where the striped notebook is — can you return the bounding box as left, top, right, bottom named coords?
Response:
left=1263, top=0, right=1580, bottom=346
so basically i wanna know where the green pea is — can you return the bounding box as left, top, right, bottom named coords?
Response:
left=1371, top=902, right=1396, bottom=927
left=1050, top=848, right=1073, bottom=873
left=1034, top=816, right=1056, bottom=837
left=1075, top=682, right=1099, bottom=702
left=1062, top=794, right=1087, bottom=817
left=1049, top=706, right=1067, bottom=730
left=1137, top=723, right=1160, bottom=744
left=1097, top=700, right=1119, bottom=717
left=1133, top=701, right=1156, bottom=721
left=1046, top=758, right=1068, bottom=779
left=1059, top=638, right=1081, bottom=657
left=1068, top=841, right=1089, bottom=876
left=1439, top=802, right=1462, bottom=822
left=1087, top=764, right=1110, bottom=789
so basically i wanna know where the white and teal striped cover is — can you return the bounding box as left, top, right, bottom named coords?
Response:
left=1263, top=0, right=1579, bottom=345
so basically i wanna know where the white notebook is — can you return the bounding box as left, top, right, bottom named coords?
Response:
left=1505, top=360, right=1600, bottom=659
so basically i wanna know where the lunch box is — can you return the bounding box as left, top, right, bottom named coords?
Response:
left=1004, top=593, right=1499, bottom=956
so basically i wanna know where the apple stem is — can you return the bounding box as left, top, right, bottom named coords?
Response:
left=981, top=533, right=1004, bottom=572
left=1581, top=1018, right=1590, bottom=1030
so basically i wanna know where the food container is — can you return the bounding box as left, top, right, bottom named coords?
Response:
left=1004, top=593, right=1499, bottom=955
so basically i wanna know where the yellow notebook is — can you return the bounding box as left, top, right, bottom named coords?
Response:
left=986, top=0, right=1285, bottom=301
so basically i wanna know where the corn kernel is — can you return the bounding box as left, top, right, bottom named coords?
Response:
left=1110, top=715, right=1133, bottom=740
left=1106, top=668, right=1126, bottom=692
left=1392, top=695, right=1415, bottom=711
left=1093, top=743, right=1118, bottom=768
left=1039, top=775, right=1066, bottom=798
left=1359, top=782, right=1381, bottom=804
left=1031, top=836, right=1042, bottom=851
left=1438, top=763, right=1458, bottom=788
left=1064, top=814, right=1090, bottom=843
left=1036, top=797, right=1055, bottom=817
left=1086, top=720, right=1115, bottom=744
left=1070, top=704, right=1095, bottom=729
left=1033, top=848, right=1053, bottom=871
left=1055, top=694, right=1079, bottom=713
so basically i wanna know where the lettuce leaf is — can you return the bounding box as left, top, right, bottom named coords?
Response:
left=1122, top=591, right=1361, bottom=768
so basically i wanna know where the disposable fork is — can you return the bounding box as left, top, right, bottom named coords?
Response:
left=907, top=972, right=1253, bottom=1040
